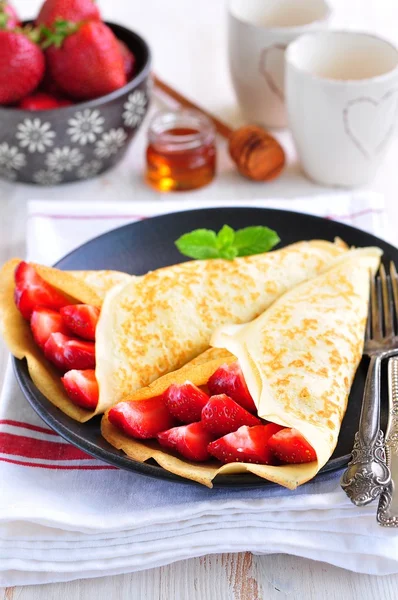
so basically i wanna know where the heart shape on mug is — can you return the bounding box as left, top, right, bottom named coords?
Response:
left=343, top=90, right=398, bottom=159
left=259, top=44, right=287, bottom=102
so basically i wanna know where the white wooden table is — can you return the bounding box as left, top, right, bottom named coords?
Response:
left=1, top=0, right=398, bottom=597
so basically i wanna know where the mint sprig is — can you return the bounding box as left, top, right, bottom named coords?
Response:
left=175, top=225, right=280, bottom=260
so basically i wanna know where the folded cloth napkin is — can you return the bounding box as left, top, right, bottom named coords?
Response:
left=1, top=192, right=397, bottom=587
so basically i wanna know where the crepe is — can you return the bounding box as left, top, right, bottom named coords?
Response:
left=101, top=247, right=381, bottom=488
left=68, top=270, right=132, bottom=300
left=0, top=258, right=131, bottom=423
left=96, top=239, right=348, bottom=409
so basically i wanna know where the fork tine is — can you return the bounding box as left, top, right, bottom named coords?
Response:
left=365, top=283, right=371, bottom=341
left=390, top=262, right=398, bottom=331
left=371, top=273, right=383, bottom=341
left=380, top=264, right=394, bottom=338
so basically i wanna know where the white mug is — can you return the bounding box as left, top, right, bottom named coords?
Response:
left=228, top=0, right=331, bottom=128
left=285, top=31, right=398, bottom=187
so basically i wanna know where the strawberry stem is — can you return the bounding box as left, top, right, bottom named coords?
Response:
left=0, top=2, right=8, bottom=29
left=40, top=19, right=80, bottom=49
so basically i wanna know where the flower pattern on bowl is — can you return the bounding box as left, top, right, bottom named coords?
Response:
left=0, top=143, right=26, bottom=173
left=0, top=83, right=149, bottom=185
left=45, top=146, right=85, bottom=172
left=33, top=169, right=63, bottom=186
left=123, top=90, right=148, bottom=127
left=94, top=128, right=128, bottom=158
left=77, top=160, right=103, bottom=179
left=67, top=109, right=105, bottom=145
left=16, top=118, right=56, bottom=153
left=0, top=165, right=17, bottom=181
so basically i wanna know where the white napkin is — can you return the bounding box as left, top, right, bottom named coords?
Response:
left=1, top=192, right=397, bottom=587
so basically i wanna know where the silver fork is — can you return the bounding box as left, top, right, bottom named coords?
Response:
left=341, top=263, right=398, bottom=506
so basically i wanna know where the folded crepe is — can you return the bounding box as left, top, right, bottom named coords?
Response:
left=0, top=258, right=131, bottom=422
left=68, top=270, right=132, bottom=300
left=101, top=247, right=382, bottom=488
left=96, top=239, right=348, bottom=409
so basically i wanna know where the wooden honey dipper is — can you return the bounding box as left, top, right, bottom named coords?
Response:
left=153, top=75, right=286, bottom=182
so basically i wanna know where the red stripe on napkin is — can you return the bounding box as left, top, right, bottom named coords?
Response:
left=0, top=456, right=117, bottom=470
left=0, top=419, right=58, bottom=436
left=0, top=432, right=92, bottom=461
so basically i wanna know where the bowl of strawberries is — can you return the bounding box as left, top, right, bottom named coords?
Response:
left=0, top=0, right=151, bottom=185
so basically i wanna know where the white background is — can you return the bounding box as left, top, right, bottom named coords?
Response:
left=1, top=1, right=398, bottom=598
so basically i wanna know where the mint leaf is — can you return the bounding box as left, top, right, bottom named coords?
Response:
left=175, top=224, right=280, bottom=260
left=219, top=246, right=238, bottom=260
left=217, top=224, right=235, bottom=249
left=175, top=229, right=220, bottom=260
left=234, top=226, right=280, bottom=256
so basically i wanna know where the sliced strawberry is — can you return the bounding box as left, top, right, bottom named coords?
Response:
left=61, top=369, right=98, bottom=410
left=157, top=422, right=214, bottom=462
left=208, top=423, right=285, bottom=465
left=44, top=332, right=95, bottom=371
left=207, top=362, right=256, bottom=413
left=60, top=304, right=100, bottom=341
left=14, top=261, right=70, bottom=320
left=30, top=308, right=70, bottom=349
left=163, top=382, right=209, bottom=423
left=268, top=428, right=317, bottom=464
left=108, top=396, right=175, bottom=439
left=201, top=394, right=262, bottom=437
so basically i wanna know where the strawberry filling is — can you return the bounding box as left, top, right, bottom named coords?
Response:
left=60, top=304, right=100, bottom=341
left=108, top=359, right=318, bottom=467
left=157, top=422, right=214, bottom=462
left=207, top=362, right=257, bottom=413
left=163, top=382, right=209, bottom=423
left=108, top=396, right=175, bottom=439
left=14, top=261, right=100, bottom=411
left=15, top=262, right=70, bottom=320
left=61, top=369, right=99, bottom=410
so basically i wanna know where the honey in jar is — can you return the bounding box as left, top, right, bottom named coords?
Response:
left=146, top=109, right=216, bottom=192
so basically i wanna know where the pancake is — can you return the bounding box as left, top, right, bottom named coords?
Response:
left=101, top=247, right=381, bottom=488
left=96, top=240, right=348, bottom=410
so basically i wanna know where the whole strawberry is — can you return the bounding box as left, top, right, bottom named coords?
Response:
left=0, top=1, right=21, bottom=29
left=118, top=40, right=136, bottom=80
left=0, top=29, right=45, bottom=105
left=18, top=92, right=73, bottom=110
left=36, top=0, right=100, bottom=27
left=43, top=21, right=127, bottom=100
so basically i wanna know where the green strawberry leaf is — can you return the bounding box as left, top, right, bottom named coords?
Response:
left=0, top=11, right=8, bottom=30
left=40, top=19, right=79, bottom=49
left=233, top=226, right=280, bottom=256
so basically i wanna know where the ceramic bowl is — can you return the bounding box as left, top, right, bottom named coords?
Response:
left=0, top=22, right=151, bottom=185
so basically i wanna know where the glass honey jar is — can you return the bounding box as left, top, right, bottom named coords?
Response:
left=145, top=109, right=216, bottom=192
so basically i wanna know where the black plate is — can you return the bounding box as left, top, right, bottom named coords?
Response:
left=13, top=207, right=395, bottom=487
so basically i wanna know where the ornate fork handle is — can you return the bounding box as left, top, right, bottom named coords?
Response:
left=341, top=355, right=391, bottom=506
left=378, top=357, right=398, bottom=526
